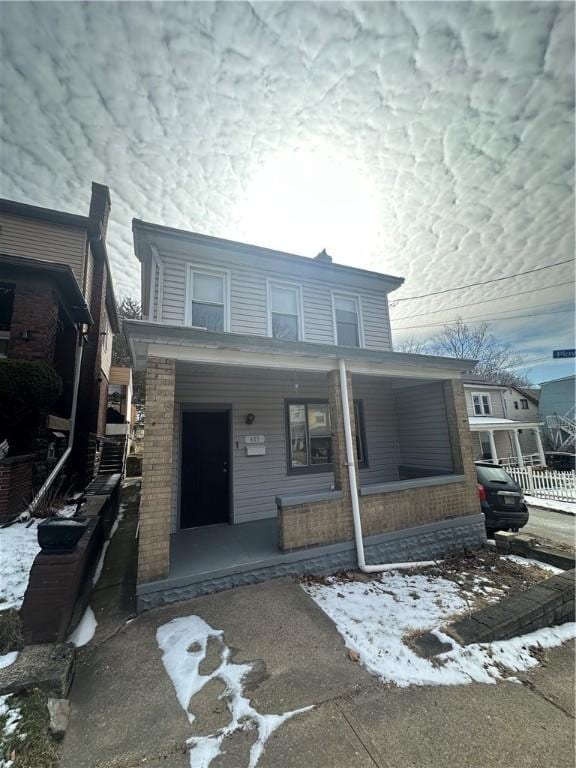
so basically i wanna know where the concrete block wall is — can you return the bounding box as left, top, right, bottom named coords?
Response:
left=137, top=357, right=175, bottom=583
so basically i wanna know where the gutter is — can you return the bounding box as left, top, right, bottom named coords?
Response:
left=26, top=330, right=84, bottom=517
left=338, top=358, right=438, bottom=573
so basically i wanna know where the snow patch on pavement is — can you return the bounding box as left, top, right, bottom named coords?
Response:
left=525, top=496, right=576, bottom=515
left=0, top=520, right=40, bottom=611
left=157, top=615, right=312, bottom=768
left=302, top=571, right=576, bottom=688
left=69, top=606, right=97, bottom=647
left=0, top=653, right=17, bottom=670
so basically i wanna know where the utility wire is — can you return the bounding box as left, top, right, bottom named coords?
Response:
left=390, top=258, right=574, bottom=303
left=392, top=299, right=574, bottom=329
left=392, top=307, right=574, bottom=332
left=391, top=282, right=570, bottom=322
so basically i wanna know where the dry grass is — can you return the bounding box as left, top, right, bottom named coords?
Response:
left=0, top=609, right=23, bottom=654
left=0, top=690, right=59, bottom=768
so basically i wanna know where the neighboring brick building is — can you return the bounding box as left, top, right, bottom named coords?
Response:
left=125, top=221, right=485, bottom=610
left=0, top=183, right=120, bottom=517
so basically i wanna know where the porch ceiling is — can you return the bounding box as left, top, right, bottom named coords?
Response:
left=124, top=319, right=475, bottom=380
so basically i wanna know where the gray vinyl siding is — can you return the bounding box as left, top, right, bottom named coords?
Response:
left=0, top=212, right=87, bottom=288
left=354, top=376, right=400, bottom=485
left=464, top=387, right=505, bottom=418
left=394, top=382, right=454, bottom=473
left=152, top=236, right=393, bottom=350
left=171, top=366, right=405, bottom=531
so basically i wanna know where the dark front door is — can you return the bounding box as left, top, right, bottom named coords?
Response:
left=180, top=411, right=230, bottom=529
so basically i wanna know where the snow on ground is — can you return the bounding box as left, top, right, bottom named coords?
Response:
left=69, top=606, right=97, bottom=647
left=56, top=503, right=77, bottom=519
left=0, top=653, right=17, bottom=670
left=302, top=570, right=576, bottom=688
left=525, top=496, right=576, bottom=515
left=0, top=520, right=40, bottom=611
left=157, top=615, right=312, bottom=768
left=503, top=555, right=563, bottom=574
left=0, top=694, right=21, bottom=768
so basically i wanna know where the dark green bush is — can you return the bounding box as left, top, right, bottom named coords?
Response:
left=0, top=360, right=62, bottom=453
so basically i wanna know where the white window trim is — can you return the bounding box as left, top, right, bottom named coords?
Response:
left=185, top=263, right=231, bottom=332
left=149, top=245, right=165, bottom=322
left=472, top=391, right=492, bottom=416
left=331, top=291, right=365, bottom=348
left=266, top=279, right=305, bottom=342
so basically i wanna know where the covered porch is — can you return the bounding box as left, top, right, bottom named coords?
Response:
left=469, top=417, right=546, bottom=468
left=126, top=322, right=485, bottom=608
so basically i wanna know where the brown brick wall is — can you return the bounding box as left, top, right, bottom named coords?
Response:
left=137, top=357, right=175, bottom=584
left=278, top=374, right=481, bottom=551
left=6, top=277, right=59, bottom=362
left=0, top=454, right=34, bottom=523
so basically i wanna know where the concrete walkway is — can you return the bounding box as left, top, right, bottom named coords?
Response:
left=59, top=575, right=575, bottom=768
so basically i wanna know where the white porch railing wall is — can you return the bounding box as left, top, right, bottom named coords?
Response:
left=499, top=454, right=543, bottom=468
left=506, top=466, right=576, bottom=502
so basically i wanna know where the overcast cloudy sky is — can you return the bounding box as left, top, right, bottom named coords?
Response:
left=1, top=1, right=574, bottom=383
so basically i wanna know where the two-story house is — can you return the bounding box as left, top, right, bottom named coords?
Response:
left=0, top=183, right=119, bottom=518
left=125, top=221, right=485, bottom=610
left=463, top=376, right=545, bottom=468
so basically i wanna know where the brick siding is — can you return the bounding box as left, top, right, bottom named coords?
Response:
left=137, top=357, right=175, bottom=583
left=6, top=277, right=59, bottom=362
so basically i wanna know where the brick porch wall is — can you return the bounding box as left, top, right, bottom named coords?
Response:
left=137, top=357, right=175, bottom=584
left=278, top=375, right=481, bottom=551
left=0, top=454, right=34, bottom=523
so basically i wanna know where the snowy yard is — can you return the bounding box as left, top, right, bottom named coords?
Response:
left=302, top=555, right=575, bottom=688
left=0, top=521, right=40, bottom=612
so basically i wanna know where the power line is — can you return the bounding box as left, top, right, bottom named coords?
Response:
left=390, top=258, right=574, bottom=303
left=391, top=282, right=570, bottom=322
left=392, top=307, right=574, bottom=332
left=391, top=299, right=574, bottom=329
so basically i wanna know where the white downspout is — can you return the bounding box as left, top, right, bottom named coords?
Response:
left=26, top=329, right=84, bottom=517
left=338, top=358, right=439, bottom=573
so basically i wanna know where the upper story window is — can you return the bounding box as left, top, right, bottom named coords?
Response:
left=472, top=392, right=492, bottom=416
left=186, top=267, right=229, bottom=332
left=0, top=283, right=15, bottom=358
left=268, top=282, right=303, bottom=341
left=520, top=398, right=529, bottom=409
left=286, top=399, right=367, bottom=474
left=333, top=293, right=362, bottom=348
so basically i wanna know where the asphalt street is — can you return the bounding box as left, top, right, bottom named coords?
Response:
left=525, top=505, right=576, bottom=548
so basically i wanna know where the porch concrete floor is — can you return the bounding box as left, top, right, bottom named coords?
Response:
left=170, top=519, right=279, bottom=579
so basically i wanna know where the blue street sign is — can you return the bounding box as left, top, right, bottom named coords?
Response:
left=552, top=349, right=575, bottom=359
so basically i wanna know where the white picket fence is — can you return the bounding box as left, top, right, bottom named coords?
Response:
left=506, top=466, right=576, bottom=502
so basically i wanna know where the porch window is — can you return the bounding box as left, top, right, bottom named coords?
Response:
left=333, top=294, right=362, bottom=348
left=187, top=268, right=227, bottom=332
left=472, top=392, right=492, bottom=416
left=0, top=283, right=15, bottom=358
left=269, top=282, right=302, bottom=341
left=285, top=399, right=367, bottom=473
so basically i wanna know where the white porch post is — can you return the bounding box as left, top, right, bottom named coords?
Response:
left=487, top=430, right=498, bottom=464
left=512, top=429, right=525, bottom=468
left=533, top=429, right=546, bottom=466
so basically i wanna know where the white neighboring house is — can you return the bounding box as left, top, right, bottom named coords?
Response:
left=463, top=376, right=545, bottom=468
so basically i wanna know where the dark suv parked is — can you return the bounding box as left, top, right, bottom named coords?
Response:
left=475, top=462, right=529, bottom=535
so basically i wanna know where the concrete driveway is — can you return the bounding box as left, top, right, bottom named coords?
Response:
left=59, top=578, right=575, bottom=768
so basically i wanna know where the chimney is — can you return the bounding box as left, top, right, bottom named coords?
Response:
left=314, top=248, right=332, bottom=264
left=89, top=182, right=111, bottom=240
